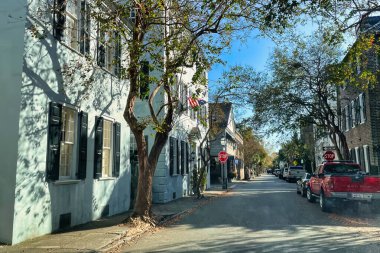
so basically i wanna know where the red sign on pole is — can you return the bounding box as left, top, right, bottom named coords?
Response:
left=218, top=151, right=228, bottom=163
left=323, top=150, right=335, bottom=161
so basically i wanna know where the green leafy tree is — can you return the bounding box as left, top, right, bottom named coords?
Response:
left=237, top=123, right=270, bottom=175
left=251, top=25, right=380, bottom=160
left=107, top=0, right=327, bottom=220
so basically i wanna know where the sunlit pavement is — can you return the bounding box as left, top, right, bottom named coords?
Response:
left=122, top=175, right=380, bottom=253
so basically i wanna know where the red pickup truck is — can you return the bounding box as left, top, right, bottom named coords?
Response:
left=306, top=161, right=380, bottom=212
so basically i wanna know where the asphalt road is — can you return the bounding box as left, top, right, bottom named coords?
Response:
left=122, top=175, right=380, bottom=253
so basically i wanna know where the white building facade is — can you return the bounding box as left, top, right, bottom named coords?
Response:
left=134, top=67, right=210, bottom=204
left=0, top=0, right=132, bottom=245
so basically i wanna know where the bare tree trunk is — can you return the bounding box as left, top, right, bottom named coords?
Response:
left=195, top=163, right=207, bottom=199
left=132, top=131, right=169, bottom=218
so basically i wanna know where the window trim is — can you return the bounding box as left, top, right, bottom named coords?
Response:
left=46, top=102, right=88, bottom=182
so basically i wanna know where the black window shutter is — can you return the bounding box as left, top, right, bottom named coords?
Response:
left=53, top=0, right=66, bottom=40
left=186, top=143, right=189, bottom=174
left=181, top=141, right=185, bottom=175
left=177, top=139, right=180, bottom=174
left=169, top=137, right=174, bottom=176
left=46, top=102, right=62, bottom=181
left=77, top=111, right=88, bottom=179
left=94, top=117, right=103, bottom=179
left=113, top=122, right=121, bottom=177
left=114, top=33, right=122, bottom=77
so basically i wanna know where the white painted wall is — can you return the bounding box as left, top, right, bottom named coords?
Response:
left=2, top=0, right=132, bottom=244
left=0, top=0, right=28, bottom=244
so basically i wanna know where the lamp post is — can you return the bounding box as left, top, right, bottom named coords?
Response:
left=220, top=136, right=227, bottom=189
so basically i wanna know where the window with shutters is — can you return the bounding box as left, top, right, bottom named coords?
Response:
left=93, top=117, right=121, bottom=179
left=46, top=102, right=88, bottom=181
left=59, top=107, right=76, bottom=178
left=54, top=0, right=90, bottom=53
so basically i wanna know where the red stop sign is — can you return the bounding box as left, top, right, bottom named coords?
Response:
left=218, top=151, right=228, bottom=163
left=323, top=150, right=335, bottom=161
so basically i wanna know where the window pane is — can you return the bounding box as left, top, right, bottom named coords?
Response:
left=65, top=15, right=78, bottom=49
left=59, top=107, right=76, bottom=178
left=102, top=149, right=111, bottom=177
left=102, top=120, right=113, bottom=177
left=60, top=141, right=73, bottom=177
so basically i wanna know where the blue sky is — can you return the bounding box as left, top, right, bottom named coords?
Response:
left=208, top=31, right=275, bottom=85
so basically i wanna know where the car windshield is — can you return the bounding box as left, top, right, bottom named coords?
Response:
left=324, top=164, right=361, bottom=174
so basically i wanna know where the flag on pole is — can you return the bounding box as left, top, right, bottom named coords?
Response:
left=188, top=97, right=199, bottom=108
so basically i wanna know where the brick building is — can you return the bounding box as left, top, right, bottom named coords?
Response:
left=339, top=16, right=380, bottom=174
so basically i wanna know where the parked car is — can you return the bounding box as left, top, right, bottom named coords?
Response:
left=266, top=169, right=273, bottom=174
left=307, top=161, right=380, bottom=212
left=274, top=169, right=281, bottom=177
left=286, top=166, right=306, bottom=182
left=282, top=167, right=289, bottom=180
left=296, top=173, right=311, bottom=197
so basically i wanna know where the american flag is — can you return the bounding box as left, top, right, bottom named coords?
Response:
left=188, top=97, right=199, bottom=108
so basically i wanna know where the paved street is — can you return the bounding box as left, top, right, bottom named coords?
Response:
left=122, top=175, right=380, bottom=253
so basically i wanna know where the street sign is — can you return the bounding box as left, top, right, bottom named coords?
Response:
left=218, top=151, right=228, bottom=163
left=323, top=146, right=336, bottom=151
left=323, top=150, right=335, bottom=161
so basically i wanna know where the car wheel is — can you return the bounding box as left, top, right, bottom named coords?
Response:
left=320, top=191, right=332, bottom=212
left=307, top=187, right=315, bottom=203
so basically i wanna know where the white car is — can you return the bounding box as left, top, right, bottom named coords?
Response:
left=286, top=166, right=305, bottom=182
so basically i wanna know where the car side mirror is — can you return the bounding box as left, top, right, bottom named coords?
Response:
left=318, top=173, right=324, bottom=178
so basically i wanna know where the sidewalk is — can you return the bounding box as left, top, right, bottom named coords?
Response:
left=0, top=184, right=235, bottom=253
